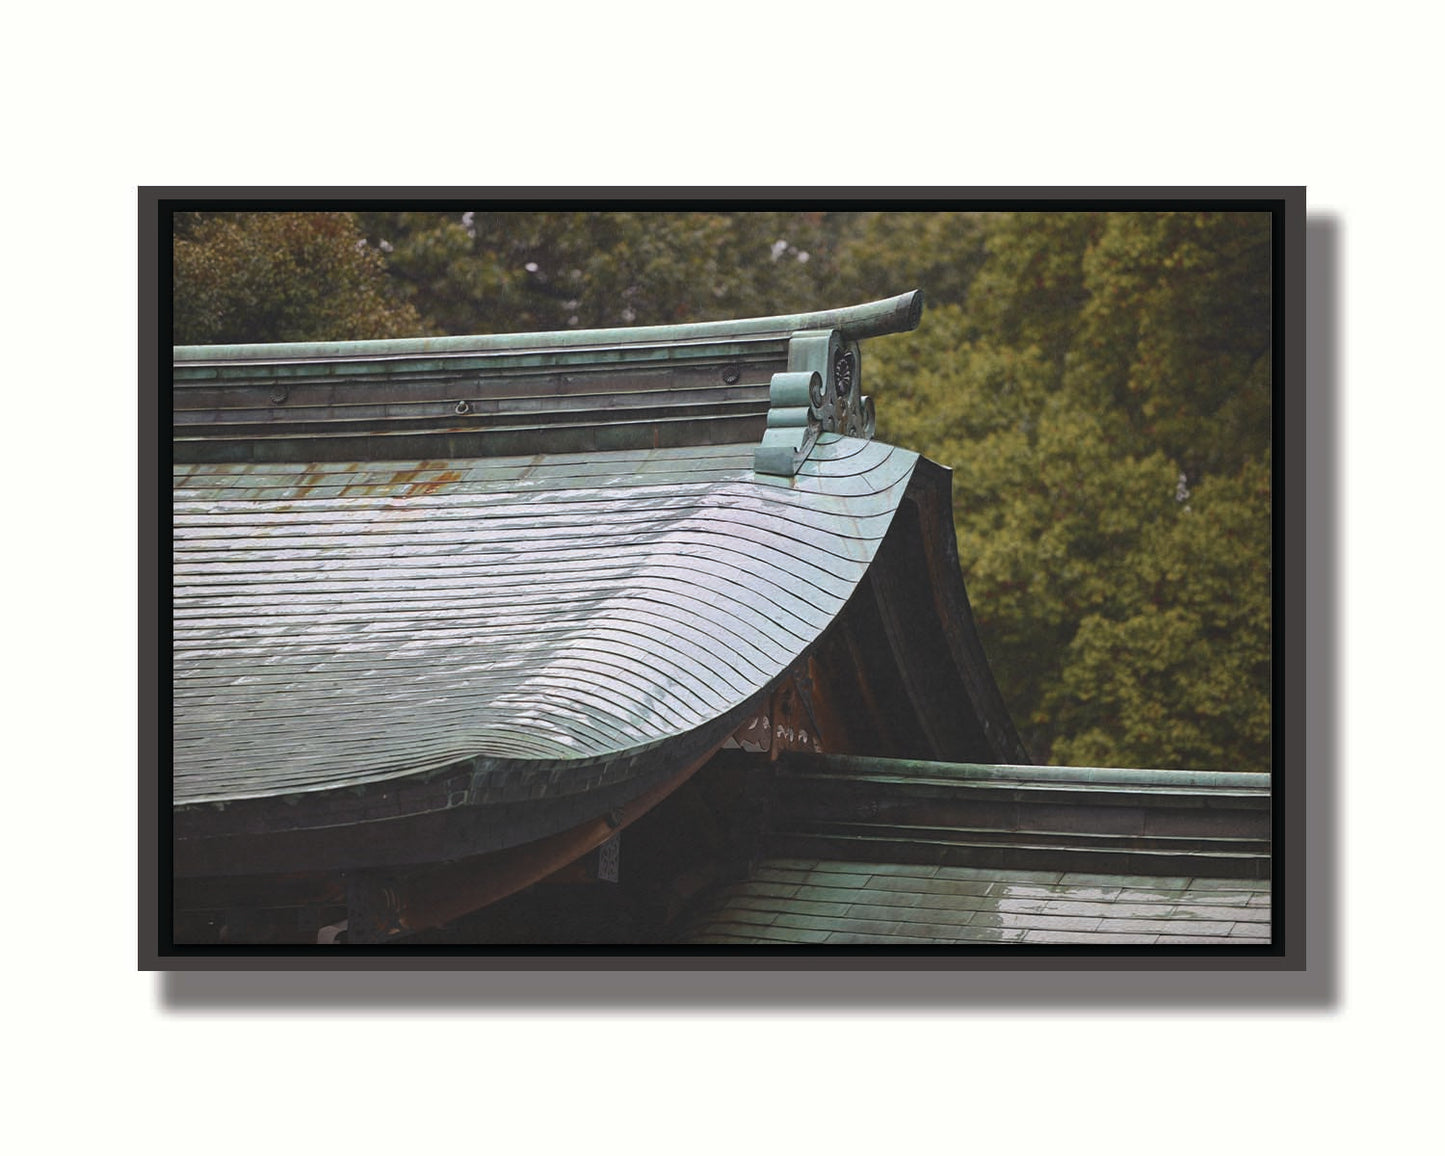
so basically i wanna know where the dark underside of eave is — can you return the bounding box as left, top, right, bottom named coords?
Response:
left=820, top=459, right=1029, bottom=767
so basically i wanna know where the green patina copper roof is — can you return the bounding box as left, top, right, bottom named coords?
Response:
left=683, top=859, right=1271, bottom=946
left=170, top=291, right=1032, bottom=876
left=677, top=751, right=1271, bottom=946
left=174, top=436, right=919, bottom=810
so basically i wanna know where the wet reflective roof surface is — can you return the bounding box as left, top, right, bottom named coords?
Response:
left=683, top=859, right=1271, bottom=945
left=173, top=435, right=917, bottom=804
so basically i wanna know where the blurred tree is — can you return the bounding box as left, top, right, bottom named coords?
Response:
left=1068, top=210, right=1272, bottom=479
left=172, top=211, right=429, bottom=345
left=966, top=211, right=1105, bottom=366
left=862, top=211, right=1272, bottom=771
left=356, top=210, right=846, bottom=334
left=1045, top=454, right=1272, bottom=771
left=829, top=211, right=989, bottom=308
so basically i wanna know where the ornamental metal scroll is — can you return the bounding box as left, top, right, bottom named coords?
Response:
left=754, top=328, right=876, bottom=476
left=753, top=370, right=822, bottom=476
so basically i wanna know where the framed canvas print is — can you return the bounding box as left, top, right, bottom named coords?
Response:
left=141, top=191, right=1305, bottom=972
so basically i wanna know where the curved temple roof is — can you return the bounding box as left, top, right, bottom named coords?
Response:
left=171, top=292, right=1027, bottom=876
left=174, top=436, right=917, bottom=803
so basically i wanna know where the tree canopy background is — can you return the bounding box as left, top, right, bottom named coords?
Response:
left=172, top=208, right=1272, bottom=773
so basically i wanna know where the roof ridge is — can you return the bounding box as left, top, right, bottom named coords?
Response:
left=173, top=290, right=924, bottom=365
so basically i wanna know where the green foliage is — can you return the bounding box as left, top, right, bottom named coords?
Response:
left=967, top=212, right=1106, bottom=365
left=1068, top=211, right=1272, bottom=478
left=1046, top=455, right=1272, bottom=771
left=829, top=212, right=989, bottom=308
left=356, top=211, right=847, bottom=334
left=863, top=212, right=1271, bottom=771
left=172, top=212, right=429, bottom=345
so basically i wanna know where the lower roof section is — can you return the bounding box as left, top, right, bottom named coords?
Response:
left=680, top=752, right=1272, bottom=947
left=682, top=859, right=1271, bottom=946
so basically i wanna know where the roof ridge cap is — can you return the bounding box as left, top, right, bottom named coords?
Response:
left=173, top=290, right=924, bottom=365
